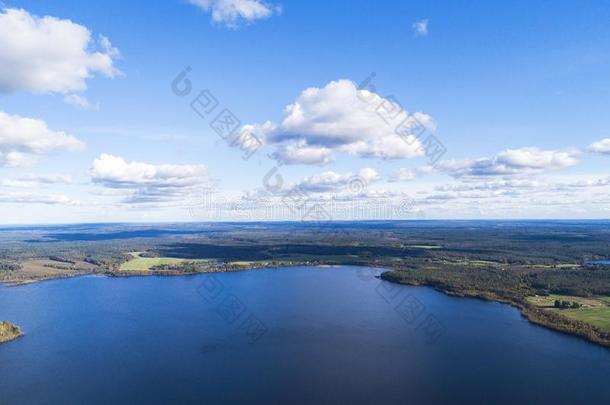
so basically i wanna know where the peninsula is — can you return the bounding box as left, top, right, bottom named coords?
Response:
left=0, top=321, right=23, bottom=344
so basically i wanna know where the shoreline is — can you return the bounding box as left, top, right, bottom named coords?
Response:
left=0, top=262, right=316, bottom=287
left=2, top=263, right=609, bottom=349
left=2, top=272, right=92, bottom=287
left=380, top=272, right=610, bottom=349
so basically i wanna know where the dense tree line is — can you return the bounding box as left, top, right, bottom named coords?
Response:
left=0, top=261, right=21, bottom=272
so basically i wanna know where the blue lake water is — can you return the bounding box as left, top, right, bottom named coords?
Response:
left=588, top=260, right=610, bottom=265
left=1, top=266, right=610, bottom=404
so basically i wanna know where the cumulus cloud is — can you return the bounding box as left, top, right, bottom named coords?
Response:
left=589, top=138, right=610, bottom=154
left=244, top=79, right=434, bottom=165
left=389, top=165, right=434, bottom=182
left=296, top=168, right=380, bottom=193
left=188, top=0, right=281, bottom=27
left=0, top=111, right=84, bottom=167
left=413, top=19, right=429, bottom=36
left=438, top=147, right=580, bottom=178
left=0, top=8, right=120, bottom=94
left=90, top=154, right=208, bottom=203
left=271, top=141, right=333, bottom=165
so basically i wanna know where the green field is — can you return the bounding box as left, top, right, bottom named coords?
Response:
left=528, top=294, right=610, bottom=333
left=229, top=261, right=261, bottom=266
left=557, top=307, right=610, bottom=333
left=527, top=294, right=605, bottom=308
left=525, top=263, right=581, bottom=269
left=228, top=260, right=292, bottom=267
left=119, top=252, right=210, bottom=271
left=451, top=259, right=501, bottom=267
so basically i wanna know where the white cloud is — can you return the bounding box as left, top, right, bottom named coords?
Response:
left=0, top=174, right=72, bottom=188
left=391, top=168, right=417, bottom=181
left=0, top=192, right=78, bottom=205
left=589, top=138, right=610, bottom=154
left=389, top=165, right=434, bottom=182
left=188, top=0, right=281, bottom=28
left=549, top=176, right=610, bottom=191
left=296, top=168, right=379, bottom=193
left=244, top=79, right=434, bottom=165
left=498, top=148, right=579, bottom=168
left=0, top=8, right=120, bottom=94
left=63, top=94, right=93, bottom=110
left=23, top=173, right=73, bottom=184
left=0, top=111, right=84, bottom=167
left=420, top=174, right=610, bottom=217
left=271, top=141, right=333, bottom=165
left=90, top=154, right=208, bottom=203
left=438, top=147, right=580, bottom=178
left=413, top=19, right=429, bottom=36
left=435, top=178, right=542, bottom=192
left=223, top=169, right=610, bottom=220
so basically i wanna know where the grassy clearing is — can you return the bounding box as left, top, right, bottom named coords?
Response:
left=1, top=258, right=100, bottom=285
left=119, top=252, right=211, bottom=271
left=450, top=259, right=501, bottom=267
left=229, top=261, right=260, bottom=266
left=437, top=259, right=502, bottom=267
left=469, top=260, right=500, bottom=266
left=527, top=294, right=605, bottom=308
left=228, top=260, right=290, bottom=267
left=20, top=259, right=95, bottom=277
left=227, top=260, right=299, bottom=268
left=556, top=307, right=610, bottom=333
left=525, top=263, right=581, bottom=269
left=528, top=294, right=610, bottom=333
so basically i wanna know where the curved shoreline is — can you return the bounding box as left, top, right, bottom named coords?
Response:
left=380, top=271, right=610, bottom=349
left=2, top=264, right=609, bottom=349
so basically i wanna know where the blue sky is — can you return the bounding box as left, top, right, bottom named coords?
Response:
left=1, top=0, right=610, bottom=223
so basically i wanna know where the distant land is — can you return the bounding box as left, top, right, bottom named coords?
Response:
left=1, top=221, right=609, bottom=347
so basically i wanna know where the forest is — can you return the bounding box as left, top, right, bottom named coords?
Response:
left=1, top=220, right=609, bottom=346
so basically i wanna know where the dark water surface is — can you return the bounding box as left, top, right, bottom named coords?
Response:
left=1, top=266, right=609, bottom=404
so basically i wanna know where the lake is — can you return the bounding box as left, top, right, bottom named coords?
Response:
left=588, top=260, right=610, bottom=265
left=1, top=266, right=610, bottom=404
